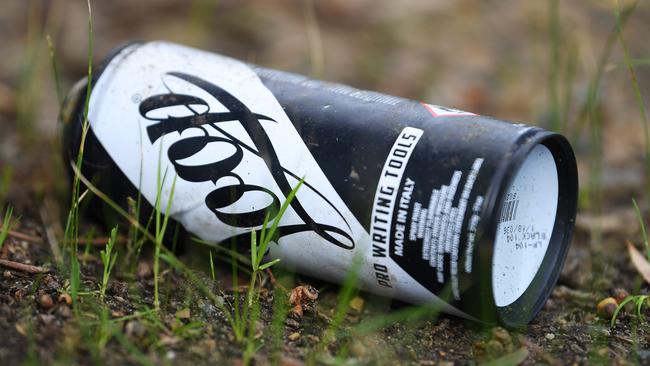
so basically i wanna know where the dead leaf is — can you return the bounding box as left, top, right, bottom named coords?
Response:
left=14, top=322, right=27, bottom=336
left=289, top=285, right=318, bottom=317
left=626, top=240, right=650, bottom=284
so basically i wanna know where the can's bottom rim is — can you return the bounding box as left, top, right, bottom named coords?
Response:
left=474, top=131, right=577, bottom=327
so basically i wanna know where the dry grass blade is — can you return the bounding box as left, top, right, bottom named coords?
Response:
left=626, top=240, right=650, bottom=284
left=39, top=203, right=62, bottom=266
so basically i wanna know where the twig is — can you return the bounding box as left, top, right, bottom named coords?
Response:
left=614, top=334, right=634, bottom=344
left=0, top=224, right=43, bottom=243
left=6, top=229, right=42, bottom=243
left=266, top=268, right=288, bottom=292
left=1, top=225, right=128, bottom=246
left=0, top=259, right=49, bottom=274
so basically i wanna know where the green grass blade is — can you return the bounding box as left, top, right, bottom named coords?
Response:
left=258, top=258, right=281, bottom=271
left=45, top=34, right=63, bottom=106
left=259, top=211, right=270, bottom=250
left=192, top=237, right=252, bottom=268
left=209, top=250, right=216, bottom=282
left=0, top=206, right=14, bottom=250
left=70, top=252, right=80, bottom=303
left=611, top=295, right=637, bottom=327
left=635, top=295, right=648, bottom=320
left=615, top=2, right=650, bottom=198
left=250, top=230, right=257, bottom=271
left=570, top=2, right=635, bottom=141
left=632, top=198, right=650, bottom=260
left=159, top=174, right=177, bottom=238
left=257, top=178, right=304, bottom=267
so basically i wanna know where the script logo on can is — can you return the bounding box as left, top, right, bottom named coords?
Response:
left=87, top=42, right=370, bottom=282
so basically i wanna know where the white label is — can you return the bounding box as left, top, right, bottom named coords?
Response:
left=492, top=145, right=558, bottom=307
left=89, top=42, right=364, bottom=278
left=88, top=42, right=467, bottom=317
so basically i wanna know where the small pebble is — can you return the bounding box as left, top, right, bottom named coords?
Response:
left=288, top=332, right=300, bottom=341
left=39, top=314, right=55, bottom=325
left=57, top=304, right=72, bottom=318
left=486, top=339, right=504, bottom=354
left=350, top=341, right=368, bottom=357
left=491, top=327, right=511, bottom=343
left=43, top=275, right=60, bottom=290
left=569, top=343, right=584, bottom=354
left=39, top=294, right=54, bottom=309
left=306, top=334, right=320, bottom=343
left=349, top=296, right=365, bottom=313
left=58, top=293, right=72, bottom=305
left=613, top=288, right=630, bottom=304
left=285, top=317, right=300, bottom=329
left=545, top=333, right=555, bottom=340
left=137, top=261, right=152, bottom=278
left=14, top=289, right=25, bottom=300
left=125, top=321, right=147, bottom=339
left=204, top=339, right=216, bottom=350
left=596, top=297, right=618, bottom=318
left=14, top=322, right=27, bottom=336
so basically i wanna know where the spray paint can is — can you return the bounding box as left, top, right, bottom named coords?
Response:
left=63, top=41, right=577, bottom=326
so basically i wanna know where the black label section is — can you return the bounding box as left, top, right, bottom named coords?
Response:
left=389, top=149, right=485, bottom=301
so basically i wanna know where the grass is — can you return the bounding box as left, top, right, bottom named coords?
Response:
left=63, top=0, right=93, bottom=305
left=615, top=0, right=650, bottom=199
left=68, top=155, right=317, bottom=363
left=612, top=198, right=650, bottom=326
left=569, top=0, right=636, bottom=236
left=609, top=1, right=650, bottom=331
left=547, top=0, right=561, bottom=133
left=307, top=258, right=361, bottom=365
left=633, top=198, right=649, bottom=258
left=612, top=295, right=650, bottom=327
left=152, top=147, right=178, bottom=310
left=99, top=226, right=119, bottom=299
left=45, top=34, right=63, bottom=106
left=0, top=166, right=12, bottom=204
left=209, top=250, right=216, bottom=281
left=240, top=179, right=304, bottom=364
left=0, top=205, right=14, bottom=251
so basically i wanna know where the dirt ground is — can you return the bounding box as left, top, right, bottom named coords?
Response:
left=2, top=0, right=650, bottom=365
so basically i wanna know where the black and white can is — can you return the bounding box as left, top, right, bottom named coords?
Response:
left=63, top=41, right=578, bottom=326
